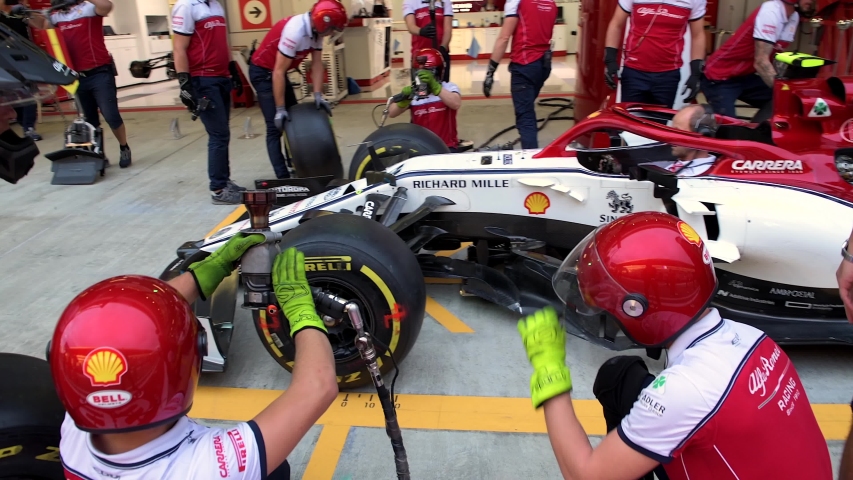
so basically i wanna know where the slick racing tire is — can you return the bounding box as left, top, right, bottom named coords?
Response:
left=0, top=354, right=65, bottom=480
left=284, top=103, right=344, bottom=179
left=252, top=214, right=426, bottom=389
left=348, top=123, right=450, bottom=180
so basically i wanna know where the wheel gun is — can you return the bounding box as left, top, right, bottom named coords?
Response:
left=191, top=97, right=211, bottom=122
left=238, top=191, right=283, bottom=312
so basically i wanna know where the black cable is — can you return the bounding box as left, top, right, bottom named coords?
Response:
left=475, top=97, right=575, bottom=151
left=372, top=336, right=400, bottom=405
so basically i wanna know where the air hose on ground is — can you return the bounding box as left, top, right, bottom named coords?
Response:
left=475, top=97, right=575, bottom=151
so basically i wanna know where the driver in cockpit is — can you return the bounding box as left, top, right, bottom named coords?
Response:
left=644, top=104, right=719, bottom=177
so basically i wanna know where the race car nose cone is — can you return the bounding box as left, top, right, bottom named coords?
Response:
left=243, top=190, right=277, bottom=230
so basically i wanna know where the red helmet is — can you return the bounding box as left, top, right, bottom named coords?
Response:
left=413, top=48, right=445, bottom=82
left=553, top=212, right=717, bottom=350
left=310, top=0, right=348, bottom=36
left=48, top=275, right=206, bottom=433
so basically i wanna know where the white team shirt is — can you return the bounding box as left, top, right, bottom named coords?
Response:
left=618, top=309, right=833, bottom=480
left=278, top=13, right=322, bottom=60
left=60, top=415, right=268, bottom=480
left=171, top=0, right=231, bottom=78
left=410, top=81, right=461, bottom=148
left=644, top=155, right=716, bottom=177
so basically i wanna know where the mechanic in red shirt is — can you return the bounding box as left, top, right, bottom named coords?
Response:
left=249, top=0, right=347, bottom=180
left=519, top=211, right=833, bottom=480
left=50, top=238, right=339, bottom=480
left=402, top=0, right=453, bottom=81
left=604, top=0, right=707, bottom=107
left=271, top=1, right=346, bottom=133
left=38, top=0, right=132, bottom=167
left=172, top=0, right=249, bottom=204
left=483, top=0, right=557, bottom=149
left=388, top=48, right=461, bottom=150
left=701, top=0, right=814, bottom=118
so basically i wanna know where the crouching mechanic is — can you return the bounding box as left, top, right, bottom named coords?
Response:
left=388, top=48, right=461, bottom=151
left=49, top=235, right=339, bottom=479
left=272, top=0, right=348, bottom=134
left=251, top=0, right=348, bottom=179
left=517, top=211, right=833, bottom=480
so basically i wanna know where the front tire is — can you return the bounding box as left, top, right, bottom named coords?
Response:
left=252, top=214, right=426, bottom=389
left=0, top=354, right=64, bottom=480
left=348, top=123, right=450, bottom=180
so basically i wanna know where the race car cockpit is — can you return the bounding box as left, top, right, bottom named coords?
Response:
left=0, top=23, right=78, bottom=184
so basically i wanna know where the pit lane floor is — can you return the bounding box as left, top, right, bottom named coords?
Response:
left=1, top=102, right=851, bottom=479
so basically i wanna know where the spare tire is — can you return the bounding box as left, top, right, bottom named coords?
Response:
left=348, top=123, right=450, bottom=180
left=284, top=103, right=343, bottom=179
left=252, top=214, right=426, bottom=389
left=0, top=353, right=65, bottom=479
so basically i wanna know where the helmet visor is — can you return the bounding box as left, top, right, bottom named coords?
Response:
left=552, top=227, right=643, bottom=351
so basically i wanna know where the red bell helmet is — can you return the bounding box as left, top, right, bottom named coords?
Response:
left=48, top=275, right=206, bottom=433
left=310, top=0, right=348, bottom=36
left=413, top=48, right=445, bottom=82
left=553, top=212, right=717, bottom=350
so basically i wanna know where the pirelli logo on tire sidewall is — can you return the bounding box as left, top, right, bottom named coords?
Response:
left=304, top=256, right=353, bottom=272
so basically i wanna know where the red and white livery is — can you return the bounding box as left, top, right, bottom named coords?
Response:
left=49, top=2, right=110, bottom=72
left=618, top=0, right=706, bottom=72
left=704, top=0, right=799, bottom=81
left=171, top=0, right=231, bottom=78
left=410, top=81, right=461, bottom=149
left=503, top=0, right=558, bottom=65
left=59, top=415, right=265, bottom=480
left=619, top=310, right=833, bottom=479
left=402, top=0, right=454, bottom=52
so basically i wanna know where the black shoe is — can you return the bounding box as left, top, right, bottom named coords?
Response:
left=119, top=146, right=132, bottom=168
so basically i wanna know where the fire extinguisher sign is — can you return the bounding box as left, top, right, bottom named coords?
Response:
left=240, top=0, right=272, bottom=30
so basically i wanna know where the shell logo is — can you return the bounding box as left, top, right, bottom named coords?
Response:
left=83, top=347, right=128, bottom=387
left=677, top=221, right=701, bottom=246
left=524, top=192, right=551, bottom=215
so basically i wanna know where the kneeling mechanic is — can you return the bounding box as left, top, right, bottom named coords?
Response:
left=518, top=211, right=833, bottom=480
left=50, top=235, right=339, bottom=479
left=388, top=48, right=462, bottom=151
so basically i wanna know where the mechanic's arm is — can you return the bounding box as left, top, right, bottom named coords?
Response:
left=439, top=89, right=461, bottom=110
left=689, top=19, right=705, bottom=61
left=87, top=0, right=113, bottom=16
left=310, top=49, right=324, bottom=95
left=166, top=273, right=202, bottom=305
left=253, top=248, right=338, bottom=474
left=172, top=34, right=191, bottom=75
left=273, top=53, right=294, bottom=108
left=545, top=395, right=659, bottom=480
left=27, top=13, right=49, bottom=30
left=388, top=103, right=407, bottom=118
left=754, top=40, right=777, bottom=87
left=442, top=16, right=453, bottom=49
left=605, top=8, right=629, bottom=50
left=489, top=16, right=517, bottom=64
left=405, top=15, right=420, bottom=36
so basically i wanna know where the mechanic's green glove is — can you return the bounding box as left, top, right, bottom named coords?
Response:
left=396, top=85, right=414, bottom=108
left=273, top=247, right=327, bottom=337
left=188, top=233, right=265, bottom=300
left=417, top=69, right=442, bottom=96
left=517, top=306, right=573, bottom=409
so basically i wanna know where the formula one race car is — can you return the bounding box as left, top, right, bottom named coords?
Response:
left=158, top=53, right=853, bottom=389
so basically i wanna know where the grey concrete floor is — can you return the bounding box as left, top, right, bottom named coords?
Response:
left=2, top=100, right=851, bottom=478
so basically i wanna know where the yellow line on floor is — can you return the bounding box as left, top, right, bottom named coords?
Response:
left=302, top=425, right=350, bottom=480
left=425, top=296, right=475, bottom=333
left=189, top=387, right=852, bottom=441
left=204, top=206, right=247, bottom=238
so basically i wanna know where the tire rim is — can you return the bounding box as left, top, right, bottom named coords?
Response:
left=310, top=276, right=376, bottom=364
